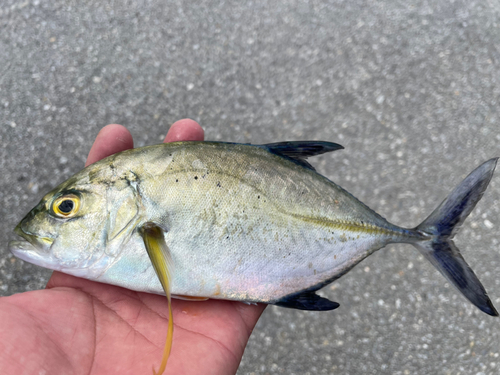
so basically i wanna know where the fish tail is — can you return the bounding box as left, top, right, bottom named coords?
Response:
left=411, top=158, right=498, bottom=316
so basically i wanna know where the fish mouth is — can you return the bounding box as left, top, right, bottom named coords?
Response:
left=9, top=225, right=55, bottom=267
left=8, top=239, right=38, bottom=253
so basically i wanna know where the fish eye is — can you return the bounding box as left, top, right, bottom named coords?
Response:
left=52, top=194, right=81, bottom=218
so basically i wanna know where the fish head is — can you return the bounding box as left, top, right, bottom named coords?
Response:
left=9, top=161, right=141, bottom=277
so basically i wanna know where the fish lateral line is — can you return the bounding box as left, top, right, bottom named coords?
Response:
left=287, top=212, right=409, bottom=238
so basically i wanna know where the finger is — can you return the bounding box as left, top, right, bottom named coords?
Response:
left=46, top=270, right=86, bottom=289
left=232, top=302, right=267, bottom=361
left=86, top=124, right=134, bottom=166
left=234, top=303, right=267, bottom=333
left=164, top=119, right=204, bottom=143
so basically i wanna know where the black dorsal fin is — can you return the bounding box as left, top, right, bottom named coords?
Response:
left=261, top=141, right=344, bottom=171
left=274, top=290, right=340, bottom=311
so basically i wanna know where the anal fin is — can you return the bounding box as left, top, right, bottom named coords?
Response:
left=274, top=290, right=340, bottom=311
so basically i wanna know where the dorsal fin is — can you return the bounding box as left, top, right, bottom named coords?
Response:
left=261, top=141, right=343, bottom=171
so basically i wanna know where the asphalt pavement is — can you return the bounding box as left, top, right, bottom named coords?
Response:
left=1, top=1, right=499, bottom=374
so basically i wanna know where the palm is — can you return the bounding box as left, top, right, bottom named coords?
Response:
left=1, top=272, right=264, bottom=375
left=1, top=120, right=265, bottom=374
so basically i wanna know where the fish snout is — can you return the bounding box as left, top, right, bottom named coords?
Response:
left=9, top=223, right=55, bottom=259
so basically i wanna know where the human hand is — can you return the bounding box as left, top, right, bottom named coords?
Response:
left=0, top=119, right=266, bottom=375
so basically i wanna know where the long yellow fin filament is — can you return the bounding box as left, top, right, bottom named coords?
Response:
left=140, top=223, right=175, bottom=375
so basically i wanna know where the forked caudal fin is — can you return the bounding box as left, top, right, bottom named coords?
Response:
left=413, top=158, right=499, bottom=316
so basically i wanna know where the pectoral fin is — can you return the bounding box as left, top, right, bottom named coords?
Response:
left=140, top=223, right=174, bottom=375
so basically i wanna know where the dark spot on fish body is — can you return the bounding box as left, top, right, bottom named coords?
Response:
left=334, top=254, right=337, bottom=259
left=216, top=182, right=222, bottom=188
left=176, top=179, right=178, bottom=182
left=194, top=176, right=198, bottom=180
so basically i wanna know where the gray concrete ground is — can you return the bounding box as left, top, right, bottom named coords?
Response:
left=1, top=0, right=500, bottom=374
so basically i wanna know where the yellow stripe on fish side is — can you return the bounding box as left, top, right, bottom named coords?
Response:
left=288, top=213, right=402, bottom=237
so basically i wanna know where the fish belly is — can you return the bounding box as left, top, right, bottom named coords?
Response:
left=166, top=212, right=389, bottom=302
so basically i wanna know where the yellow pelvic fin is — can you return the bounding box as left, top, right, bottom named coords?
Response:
left=140, top=223, right=174, bottom=375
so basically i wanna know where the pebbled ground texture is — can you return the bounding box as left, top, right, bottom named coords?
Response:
left=1, top=1, right=499, bottom=374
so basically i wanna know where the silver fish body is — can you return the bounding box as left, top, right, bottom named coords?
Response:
left=9, top=141, right=498, bottom=314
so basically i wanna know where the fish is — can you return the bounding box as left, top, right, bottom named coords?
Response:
left=9, top=140, right=499, bottom=372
